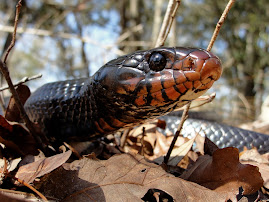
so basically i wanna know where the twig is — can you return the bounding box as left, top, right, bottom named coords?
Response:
left=207, top=0, right=235, bottom=51
left=0, top=1, right=43, bottom=148
left=0, top=95, right=6, bottom=113
left=3, top=1, right=22, bottom=63
left=0, top=63, right=43, bottom=146
left=0, top=73, right=42, bottom=92
left=2, top=157, right=47, bottom=201
left=138, top=127, right=146, bottom=155
left=116, top=24, right=143, bottom=44
left=14, top=176, right=48, bottom=201
left=120, top=128, right=132, bottom=148
left=155, top=0, right=181, bottom=47
left=64, top=142, right=82, bottom=159
left=190, top=93, right=216, bottom=109
left=163, top=103, right=190, bottom=164
left=163, top=0, right=235, bottom=165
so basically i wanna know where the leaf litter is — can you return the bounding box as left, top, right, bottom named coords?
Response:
left=0, top=86, right=268, bottom=201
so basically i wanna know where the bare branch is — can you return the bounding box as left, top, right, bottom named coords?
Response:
left=155, top=0, right=181, bottom=47
left=190, top=93, right=216, bottom=109
left=116, top=24, right=144, bottom=44
left=163, top=0, right=235, bottom=165
left=207, top=0, right=236, bottom=51
left=163, top=103, right=190, bottom=164
left=0, top=25, right=148, bottom=54
left=0, top=0, right=44, bottom=147
left=3, top=1, right=22, bottom=63
left=13, top=176, right=48, bottom=201
left=0, top=74, right=42, bottom=92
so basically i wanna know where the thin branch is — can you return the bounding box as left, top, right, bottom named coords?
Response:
left=120, top=128, right=132, bottom=148
left=163, top=103, right=190, bottom=164
left=138, top=127, right=146, bottom=155
left=207, top=0, right=236, bottom=51
left=14, top=176, right=48, bottom=201
left=163, top=0, right=235, bottom=165
left=116, top=24, right=144, bottom=44
left=0, top=62, right=43, bottom=145
left=190, top=93, right=216, bottom=109
left=0, top=25, right=149, bottom=54
left=0, top=1, right=44, bottom=148
left=155, top=0, right=181, bottom=47
left=64, top=142, right=82, bottom=159
left=3, top=1, right=22, bottom=63
left=0, top=96, right=6, bottom=113
left=0, top=73, right=42, bottom=92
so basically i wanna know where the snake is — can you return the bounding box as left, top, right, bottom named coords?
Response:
left=24, top=46, right=269, bottom=153
left=159, top=115, right=269, bottom=154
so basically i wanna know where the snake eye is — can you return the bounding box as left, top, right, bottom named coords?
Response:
left=148, top=52, right=166, bottom=71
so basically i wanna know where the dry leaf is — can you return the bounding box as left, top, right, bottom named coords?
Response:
left=194, top=132, right=205, bottom=155
left=0, top=189, right=39, bottom=202
left=5, top=85, right=31, bottom=122
left=153, top=131, right=189, bottom=161
left=125, top=122, right=158, bottom=156
left=168, top=134, right=197, bottom=166
left=154, top=135, right=197, bottom=166
left=181, top=147, right=264, bottom=195
left=240, top=148, right=269, bottom=164
left=37, top=153, right=230, bottom=201
left=15, top=150, right=72, bottom=184
left=0, top=115, right=38, bottom=156
left=240, top=148, right=269, bottom=189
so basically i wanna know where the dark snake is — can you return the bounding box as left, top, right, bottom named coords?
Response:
left=24, top=47, right=269, bottom=153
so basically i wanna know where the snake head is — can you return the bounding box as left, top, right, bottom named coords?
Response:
left=94, top=47, right=222, bottom=108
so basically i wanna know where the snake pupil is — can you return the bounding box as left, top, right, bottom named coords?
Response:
left=149, top=52, right=166, bottom=71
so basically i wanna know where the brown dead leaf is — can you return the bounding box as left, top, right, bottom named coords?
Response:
left=5, top=85, right=31, bottom=122
left=0, top=115, right=38, bottom=156
left=37, top=153, right=230, bottom=201
left=240, top=148, right=269, bottom=189
left=125, top=122, right=158, bottom=156
left=15, top=150, right=72, bottom=184
left=204, top=135, right=219, bottom=155
left=168, top=134, right=197, bottom=166
left=240, top=148, right=269, bottom=164
left=194, top=132, right=205, bottom=155
left=0, top=189, right=39, bottom=202
left=181, top=147, right=264, bottom=195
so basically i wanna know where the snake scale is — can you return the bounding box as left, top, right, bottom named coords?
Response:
left=24, top=47, right=269, bottom=153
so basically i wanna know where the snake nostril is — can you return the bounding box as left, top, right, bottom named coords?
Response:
left=181, top=57, right=195, bottom=71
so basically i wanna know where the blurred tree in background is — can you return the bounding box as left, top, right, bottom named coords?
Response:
left=0, top=0, right=268, bottom=124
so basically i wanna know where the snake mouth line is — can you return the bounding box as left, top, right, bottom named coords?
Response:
left=134, top=77, right=213, bottom=107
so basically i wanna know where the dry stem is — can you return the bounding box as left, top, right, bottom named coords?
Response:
left=14, top=176, right=48, bottom=201
left=207, top=0, right=235, bottom=51
left=155, top=0, right=181, bottom=47
left=0, top=73, right=42, bottom=92
left=0, top=0, right=43, bottom=147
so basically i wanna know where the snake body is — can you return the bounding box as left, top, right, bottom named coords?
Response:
left=24, top=46, right=269, bottom=153
left=160, top=116, right=269, bottom=153
left=25, top=47, right=222, bottom=142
